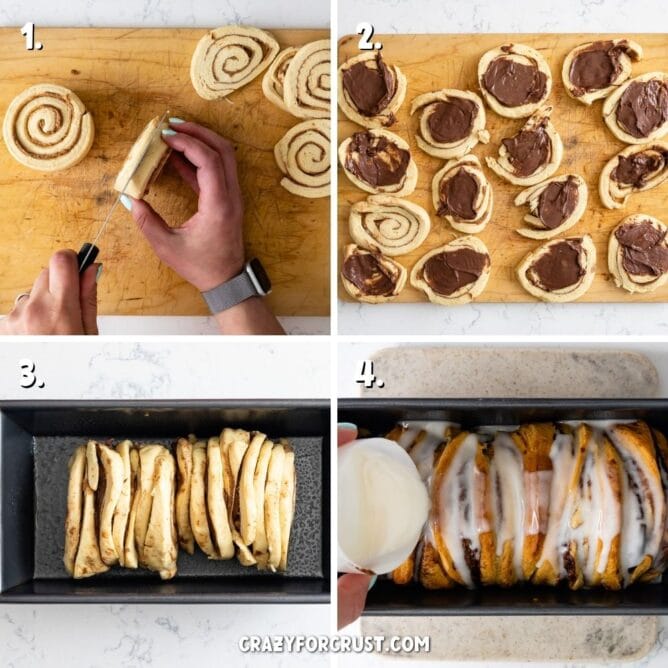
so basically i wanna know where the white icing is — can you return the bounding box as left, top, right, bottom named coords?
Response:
left=396, top=421, right=459, bottom=481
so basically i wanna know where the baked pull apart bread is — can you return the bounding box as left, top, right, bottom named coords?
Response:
left=514, top=174, right=588, bottom=239
left=340, top=244, right=407, bottom=303
left=562, top=39, right=642, bottom=105
left=486, top=106, right=563, bottom=186
left=608, top=214, right=668, bottom=294
left=516, top=235, right=596, bottom=302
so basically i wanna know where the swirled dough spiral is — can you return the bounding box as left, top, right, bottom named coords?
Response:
left=349, top=195, right=430, bottom=256
left=283, top=39, right=331, bottom=119
left=190, top=26, right=279, bottom=100
left=262, top=47, right=297, bottom=113
left=341, top=243, right=407, bottom=303
left=411, top=89, right=489, bottom=159
left=274, top=119, right=330, bottom=199
left=3, top=83, right=94, bottom=172
left=432, top=154, right=493, bottom=234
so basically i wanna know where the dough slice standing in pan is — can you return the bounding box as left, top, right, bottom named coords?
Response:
left=190, top=440, right=219, bottom=559
left=111, top=440, right=133, bottom=567
left=207, top=436, right=235, bottom=559
left=264, top=442, right=286, bottom=572
left=134, top=444, right=165, bottom=561
left=64, top=445, right=86, bottom=576
left=97, top=443, right=125, bottom=567
left=124, top=447, right=140, bottom=569
left=252, top=437, right=275, bottom=567
left=175, top=436, right=195, bottom=554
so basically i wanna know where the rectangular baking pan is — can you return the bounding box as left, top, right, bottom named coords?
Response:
left=0, top=400, right=330, bottom=604
left=339, top=398, right=668, bottom=615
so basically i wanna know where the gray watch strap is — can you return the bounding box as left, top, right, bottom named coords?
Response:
left=202, top=270, right=258, bottom=314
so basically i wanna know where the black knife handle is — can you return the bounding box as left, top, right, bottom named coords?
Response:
left=77, top=243, right=100, bottom=274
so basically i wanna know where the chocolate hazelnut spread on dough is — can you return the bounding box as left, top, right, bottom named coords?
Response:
left=342, top=53, right=396, bottom=118
left=502, top=123, right=550, bottom=177
left=341, top=251, right=397, bottom=296
left=535, top=177, right=579, bottom=230
left=437, top=168, right=479, bottom=220
left=421, top=248, right=489, bottom=296
left=615, top=79, right=668, bottom=138
left=482, top=55, right=547, bottom=107
left=426, top=97, right=477, bottom=143
left=527, top=239, right=585, bottom=291
left=612, top=147, right=668, bottom=187
left=345, top=131, right=410, bottom=188
left=615, top=220, right=668, bottom=277
left=569, top=40, right=626, bottom=93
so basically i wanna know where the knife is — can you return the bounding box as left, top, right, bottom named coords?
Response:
left=77, top=110, right=170, bottom=274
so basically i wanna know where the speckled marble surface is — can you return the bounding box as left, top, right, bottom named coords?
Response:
left=337, top=0, right=668, bottom=335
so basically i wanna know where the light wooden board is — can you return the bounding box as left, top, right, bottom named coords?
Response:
left=338, top=33, right=668, bottom=304
left=0, top=28, right=329, bottom=316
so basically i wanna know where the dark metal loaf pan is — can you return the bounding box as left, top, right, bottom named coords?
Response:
left=0, top=399, right=330, bottom=604
left=338, top=398, right=668, bottom=616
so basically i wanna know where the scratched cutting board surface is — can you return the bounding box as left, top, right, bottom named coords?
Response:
left=0, top=28, right=329, bottom=317
left=338, top=33, right=668, bottom=304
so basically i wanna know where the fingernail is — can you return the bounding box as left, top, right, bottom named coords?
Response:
left=161, top=128, right=177, bottom=136
left=367, top=575, right=377, bottom=591
left=95, top=264, right=104, bottom=283
left=120, top=194, right=132, bottom=210
left=169, top=117, right=186, bottom=124
left=338, top=422, right=357, bottom=432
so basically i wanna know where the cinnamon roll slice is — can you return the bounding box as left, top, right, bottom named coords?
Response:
left=486, top=106, right=563, bottom=186
left=514, top=174, right=588, bottom=239
left=608, top=215, right=668, bottom=294
left=478, top=43, right=552, bottom=118
left=432, top=155, right=493, bottom=233
left=340, top=244, right=407, bottom=303
left=603, top=72, right=668, bottom=144
left=283, top=39, right=331, bottom=119
left=516, top=235, right=596, bottom=303
left=410, top=236, right=491, bottom=306
left=562, top=39, right=642, bottom=105
left=339, top=128, right=418, bottom=196
left=410, top=89, right=489, bottom=159
left=262, top=47, right=298, bottom=113
left=190, top=26, right=279, bottom=100
left=338, top=52, right=406, bottom=128
left=3, top=83, right=94, bottom=172
left=349, top=195, right=431, bottom=256
left=599, top=141, right=668, bottom=209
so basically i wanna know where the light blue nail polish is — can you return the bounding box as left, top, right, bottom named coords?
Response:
left=338, top=422, right=357, bottom=432
left=169, top=117, right=186, bottom=124
left=161, top=128, right=177, bottom=136
left=367, top=575, right=377, bottom=591
left=120, top=194, right=132, bottom=211
left=95, top=264, right=104, bottom=283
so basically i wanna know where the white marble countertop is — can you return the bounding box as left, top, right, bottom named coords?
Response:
left=337, top=0, right=668, bottom=336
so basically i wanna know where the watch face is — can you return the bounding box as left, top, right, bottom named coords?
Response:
left=248, top=258, right=272, bottom=295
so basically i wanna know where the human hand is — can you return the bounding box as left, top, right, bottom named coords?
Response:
left=337, top=423, right=376, bottom=630
left=0, top=249, right=99, bottom=335
left=123, top=119, right=245, bottom=292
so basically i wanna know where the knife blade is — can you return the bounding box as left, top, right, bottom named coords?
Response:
left=77, top=110, right=170, bottom=273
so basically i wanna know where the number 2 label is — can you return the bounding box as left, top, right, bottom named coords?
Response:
left=356, top=22, right=382, bottom=51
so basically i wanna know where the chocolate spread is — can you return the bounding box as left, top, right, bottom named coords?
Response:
left=612, top=147, right=668, bottom=187
left=426, top=97, right=476, bottom=143
left=569, top=40, right=626, bottom=93
left=616, top=79, right=668, bottom=138
left=615, top=220, right=668, bottom=277
left=437, top=168, right=479, bottom=220
left=536, top=177, right=579, bottom=229
left=345, top=131, right=410, bottom=188
left=527, top=239, right=585, bottom=291
left=482, top=55, right=547, bottom=107
left=342, top=53, right=396, bottom=117
left=502, top=123, right=550, bottom=177
left=421, top=247, right=489, bottom=295
left=342, top=251, right=397, bottom=296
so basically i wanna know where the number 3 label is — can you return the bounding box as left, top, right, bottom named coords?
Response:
left=356, top=22, right=382, bottom=51
left=19, top=358, right=45, bottom=389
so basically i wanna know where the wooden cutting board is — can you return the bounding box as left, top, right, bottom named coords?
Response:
left=338, top=33, right=668, bottom=304
left=0, top=28, right=329, bottom=316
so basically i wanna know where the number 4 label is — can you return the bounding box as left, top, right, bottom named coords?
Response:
left=355, top=359, right=384, bottom=389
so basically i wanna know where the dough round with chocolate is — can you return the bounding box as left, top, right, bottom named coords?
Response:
left=3, top=83, right=94, bottom=172
left=190, top=26, right=279, bottom=100
left=410, top=89, right=490, bottom=159
left=338, top=52, right=406, bottom=128
left=599, top=141, right=668, bottom=209
left=603, top=72, right=668, bottom=144
left=608, top=214, right=668, bottom=293
left=341, top=243, right=407, bottom=303
left=432, top=154, right=493, bottom=234
left=486, top=105, right=563, bottom=186
left=262, top=47, right=298, bottom=113
left=338, top=128, right=418, bottom=196
left=517, top=235, right=596, bottom=302
left=478, top=43, right=552, bottom=118
left=349, top=195, right=430, bottom=256
left=283, top=39, right=331, bottom=119
left=514, top=174, right=588, bottom=239
left=410, top=236, right=491, bottom=306
left=562, top=39, right=642, bottom=105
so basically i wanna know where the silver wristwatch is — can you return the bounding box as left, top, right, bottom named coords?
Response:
left=201, top=258, right=272, bottom=314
